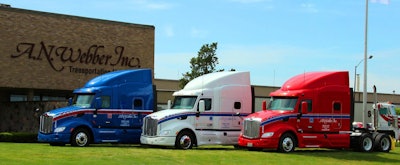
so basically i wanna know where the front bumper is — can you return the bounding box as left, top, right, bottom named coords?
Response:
left=238, top=136, right=279, bottom=149
left=140, top=135, right=176, bottom=146
left=37, top=132, right=70, bottom=144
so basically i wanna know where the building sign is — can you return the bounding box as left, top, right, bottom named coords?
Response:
left=11, top=41, right=141, bottom=75
left=0, top=7, right=154, bottom=90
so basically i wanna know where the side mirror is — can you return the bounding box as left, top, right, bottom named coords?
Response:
left=262, top=100, right=267, bottom=111
left=67, top=98, right=73, bottom=106
left=198, top=100, right=205, bottom=112
left=95, top=97, right=102, bottom=109
left=301, top=101, right=308, bottom=114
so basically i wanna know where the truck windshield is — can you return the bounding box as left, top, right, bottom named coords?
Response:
left=267, top=97, right=298, bottom=111
left=171, top=96, right=197, bottom=109
left=73, top=94, right=95, bottom=108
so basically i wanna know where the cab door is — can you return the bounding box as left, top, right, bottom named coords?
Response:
left=195, top=98, right=213, bottom=130
left=195, top=98, right=218, bottom=143
left=297, top=99, right=313, bottom=133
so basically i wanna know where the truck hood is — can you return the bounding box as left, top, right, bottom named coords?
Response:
left=44, top=106, right=86, bottom=118
left=245, top=110, right=296, bottom=122
left=146, top=109, right=194, bottom=123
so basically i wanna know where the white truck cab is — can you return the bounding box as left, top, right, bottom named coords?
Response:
left=140, top=71, right=254, bottom=149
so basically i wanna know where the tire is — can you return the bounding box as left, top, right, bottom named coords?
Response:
left=374, top=134, right=391, bottom=152
left=278, top=133, right=296, bottom=153
left=71, top=128, right=91, bottom=147
left=358, top=133, right=374, bottom=152
left=175, top=131, right=194, bottom=150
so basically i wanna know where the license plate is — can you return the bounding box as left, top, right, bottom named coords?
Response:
left=247, top=143, right=253, bottom=147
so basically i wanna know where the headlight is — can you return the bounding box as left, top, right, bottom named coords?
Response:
left=54, top=127, right=66, bottom=133
left=160, top=130, right=171, bottom=136
left=261, top=132, right=274, bottom=138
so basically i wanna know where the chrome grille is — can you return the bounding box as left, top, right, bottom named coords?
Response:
left=142, top=116, right=158, bottom=136
left=39, top=114, right=53, bottom=134
left=243, top=119, right=261, bottom=138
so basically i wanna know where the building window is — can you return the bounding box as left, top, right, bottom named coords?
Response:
left=42, top=96, right=67, bottom=101
left=10, top=94, right=66, bottom=102
left=10, top=95, right=27, bottom=102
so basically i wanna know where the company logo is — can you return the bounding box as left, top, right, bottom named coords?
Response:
left=319, top=118, right=337, bottom=124
left=11, top=41, right=141, bottom=73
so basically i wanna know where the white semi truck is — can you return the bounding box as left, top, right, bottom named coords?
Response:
left=140, top=71, right=255, bottom=149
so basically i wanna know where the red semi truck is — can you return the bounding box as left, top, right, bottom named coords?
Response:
left=238, top=71, right=399, bottom=152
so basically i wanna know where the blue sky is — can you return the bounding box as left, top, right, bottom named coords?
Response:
left=2, top=0, right=399, bottom=94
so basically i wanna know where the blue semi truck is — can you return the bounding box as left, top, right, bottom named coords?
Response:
left=38, top=69, right=155, bottom=146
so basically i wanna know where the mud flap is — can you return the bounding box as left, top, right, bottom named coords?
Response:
left=390, top=136, right=396, bottom=150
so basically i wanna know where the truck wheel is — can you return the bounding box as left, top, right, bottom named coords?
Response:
left=71, top=128, right=91, bottom=147
left=374, top=134, right=391, bottom=152
left=278, top=133, right=296, bottom=153
left=358, top=133, right=374, bottom=152
left=175, top=131, right=194, bottom=150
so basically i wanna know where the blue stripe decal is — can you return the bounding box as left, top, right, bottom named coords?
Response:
left=260, top=114, right=298, bottom=126
left=302, top=114, right=351, bottom=119
left=260, top=114, right=351, bottom=127
left=158, top=112, right=250, bottom=124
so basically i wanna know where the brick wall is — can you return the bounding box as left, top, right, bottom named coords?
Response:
left=0, top=101, right=67, bottom=133
left=0, top=7, right=154, bottom=91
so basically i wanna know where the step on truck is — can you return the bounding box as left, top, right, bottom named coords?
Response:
left=140, top=71, right=255, bottom=149
left=38, top=69, right=155, bottom=146
left=238, top=71, right=399, bottom=152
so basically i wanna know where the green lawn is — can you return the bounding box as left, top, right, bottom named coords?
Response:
left=0, top=143, right=399, bottom=165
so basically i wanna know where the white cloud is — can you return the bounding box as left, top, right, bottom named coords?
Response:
left=190, top=27, right=208, bottom=38
left=300, top=3, right=318, bottom=13
left=229, top=0, right=270, bottom=4
left=371, top=0, right=390, bottom=5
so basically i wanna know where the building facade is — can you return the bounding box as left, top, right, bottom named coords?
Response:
left=0, top=6, right=154, bottom=102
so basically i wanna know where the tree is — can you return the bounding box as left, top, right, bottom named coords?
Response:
left=179, top=42, right=219, bottom=88
left=396, top=107, right=400, bottom=116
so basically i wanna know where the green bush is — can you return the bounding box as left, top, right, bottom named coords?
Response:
left=0, top=132, right=37, bottom=143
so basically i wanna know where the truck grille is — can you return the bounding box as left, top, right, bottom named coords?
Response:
left=39, top=115, right=53, bottom=134
left=243, top=119, right=261, bottom=138
left=142, top=116, right=158, bottom=136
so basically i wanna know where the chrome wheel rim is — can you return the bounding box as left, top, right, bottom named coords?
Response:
left=75, top=132, right=88, bottom=147
left=179, top=135, right=192, bottom=149
left=282, top=137, right=294, bottom=152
